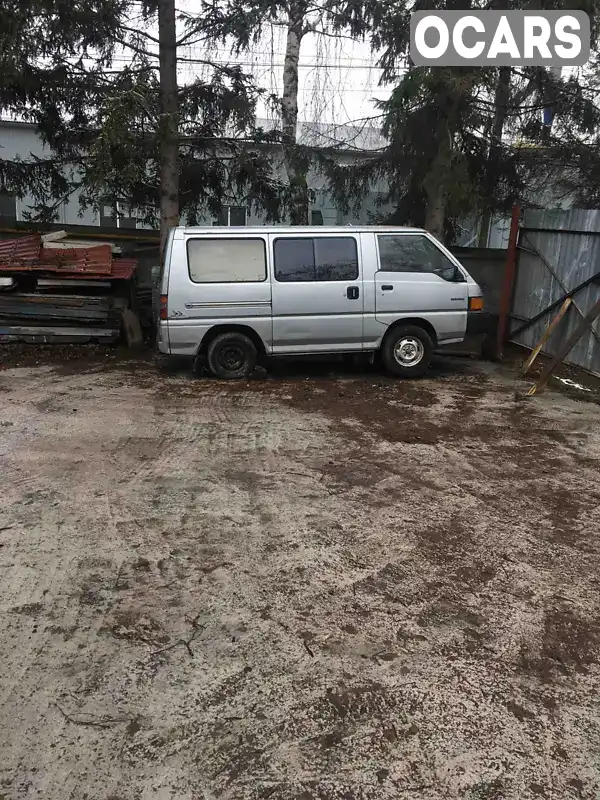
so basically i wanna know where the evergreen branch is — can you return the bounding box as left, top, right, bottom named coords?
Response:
left=114, top=37, right=157, bottom=60
left=119, top=24, right=161, bottom=45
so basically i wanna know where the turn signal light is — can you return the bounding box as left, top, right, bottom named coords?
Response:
left=159, top=294, right=168, bottom=320
left=469, top=296, right=484, bottom=311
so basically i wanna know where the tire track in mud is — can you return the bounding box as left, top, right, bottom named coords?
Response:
left=3, top=358, right=600, bottom=799
left=120, top=384, right=332, bottom=489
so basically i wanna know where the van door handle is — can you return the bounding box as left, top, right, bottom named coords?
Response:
left=347, top=286, right=359, bottom=300
left=381, top=285, right=394, bottom=291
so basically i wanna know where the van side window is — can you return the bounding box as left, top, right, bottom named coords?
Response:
left=315, top=238, right=358, bottom=281
left=274, top=237, right=358, bottom=282
left=377, top=235, right=457, bottom=281
left=187, top=238, right=266, bottom=283
left=274, top=238, right=314, bottom=282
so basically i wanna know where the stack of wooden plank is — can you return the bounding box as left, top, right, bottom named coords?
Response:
left=0, top=293, right=127, bottom=343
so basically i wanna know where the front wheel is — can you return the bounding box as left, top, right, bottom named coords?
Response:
left=207, top=332, right=257, bottom=379
left=381, top=325, right=433, bottom=378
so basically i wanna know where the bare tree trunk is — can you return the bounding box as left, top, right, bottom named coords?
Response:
left=424, top=185, right=446, bottom=241
left=158, top=0, right=179, bottom=253
left=479, top=66, right=511, bottom=247
left=282, top=3, right=309, bottom=225
left=424, top=121, right=452, bottom=242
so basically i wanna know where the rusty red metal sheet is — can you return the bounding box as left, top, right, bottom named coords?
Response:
left=0, top=234, right=42, bottom=264
left=40, top=244, right=113, bottom=275
left=109, top=258, right=138, bottom=279
left=0, top=235, right=137, bottom=279
left=0, top=241, right=113, bottom=275
left=41, top=257, right=138, bottom=281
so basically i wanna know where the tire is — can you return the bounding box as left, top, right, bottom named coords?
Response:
left=381, top=325, right=433, bottom=378
left=207, top=332, right=257, bottom=379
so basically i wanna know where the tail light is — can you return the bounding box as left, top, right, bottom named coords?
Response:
left=159, top=294, right=168, bottom=320
left=469, top=296, right=484, bottom=311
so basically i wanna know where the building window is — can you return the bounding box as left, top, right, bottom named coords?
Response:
left=99, top=201, right=137, bottom=229
left=0, top=192, right=17, bottom=219
left=311, top=210, right=324, bottom=225
left=213, top=206, right=247, bottom=226
left=100, top=202, right=117, bottom=227
left=274, top=237, right=359, bottom=282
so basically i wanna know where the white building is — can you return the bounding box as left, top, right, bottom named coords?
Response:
left=2, top=119, right=569, bottom=247
left=0, top=119, right=392, bottom=231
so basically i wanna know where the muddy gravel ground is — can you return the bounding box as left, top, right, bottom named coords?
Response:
left=1, top=349, right=600, bottom=800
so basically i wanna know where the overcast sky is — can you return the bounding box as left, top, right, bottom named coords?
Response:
left=114, top=5, right=392, bottom=128
left=178, top=26, right=392, bottom=127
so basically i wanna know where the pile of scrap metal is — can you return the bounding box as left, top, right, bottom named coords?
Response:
left=0, top=231, right=142, bottom=345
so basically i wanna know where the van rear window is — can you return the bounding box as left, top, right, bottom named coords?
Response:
left=187, top=238, right=267, bottom=283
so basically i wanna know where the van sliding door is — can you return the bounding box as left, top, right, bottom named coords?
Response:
left=270, top=233, right=364, bottom=354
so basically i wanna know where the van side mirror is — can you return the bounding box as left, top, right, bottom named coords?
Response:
left=435, top=265, right=464, bottom=282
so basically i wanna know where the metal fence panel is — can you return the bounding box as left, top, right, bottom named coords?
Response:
left=510, top=209, right=600, bottom=377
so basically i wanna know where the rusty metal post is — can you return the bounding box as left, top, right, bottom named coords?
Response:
left=495, top=203, right=521, bottom=360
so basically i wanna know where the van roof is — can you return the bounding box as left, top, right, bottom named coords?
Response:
left=177, top=225, right=427, bottom=235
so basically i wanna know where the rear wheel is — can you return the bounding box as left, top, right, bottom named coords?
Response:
left=207, top=332, right=257, bottom=379
left=381, top=325, right=433, bottom=378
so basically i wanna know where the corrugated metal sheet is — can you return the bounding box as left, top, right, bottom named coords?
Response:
left=510, top=209, right=600, bottom=376
left=41, top=244, right=113, bottom=275
left=50, top=257, right=138, bottom=280
left=0, top=236, right=137, bottom=279
left=0, top=234, right=42, bottom=262
left=0, top=238, right=113, bottom=274
left=110, top=258, right=137, bottom=280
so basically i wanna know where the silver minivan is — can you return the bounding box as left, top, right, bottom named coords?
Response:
left=156, top=225, right=487, bottom=378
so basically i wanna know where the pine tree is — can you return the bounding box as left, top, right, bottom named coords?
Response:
left=0, top=0, right=287, bottom=246
left=195, top=0, right=367, bottom=224
left=328, top=0, right=600, bottom=243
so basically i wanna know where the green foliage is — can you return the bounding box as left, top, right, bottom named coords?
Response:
left=0, top=0, right=288, bottom=225
left=327, top=0, right=600, bottom=242
left=193, top=0, right=372, bottom=225
left=74, top=62, right=287, bottom=225
left=3, top=0, right=600, bottom=235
